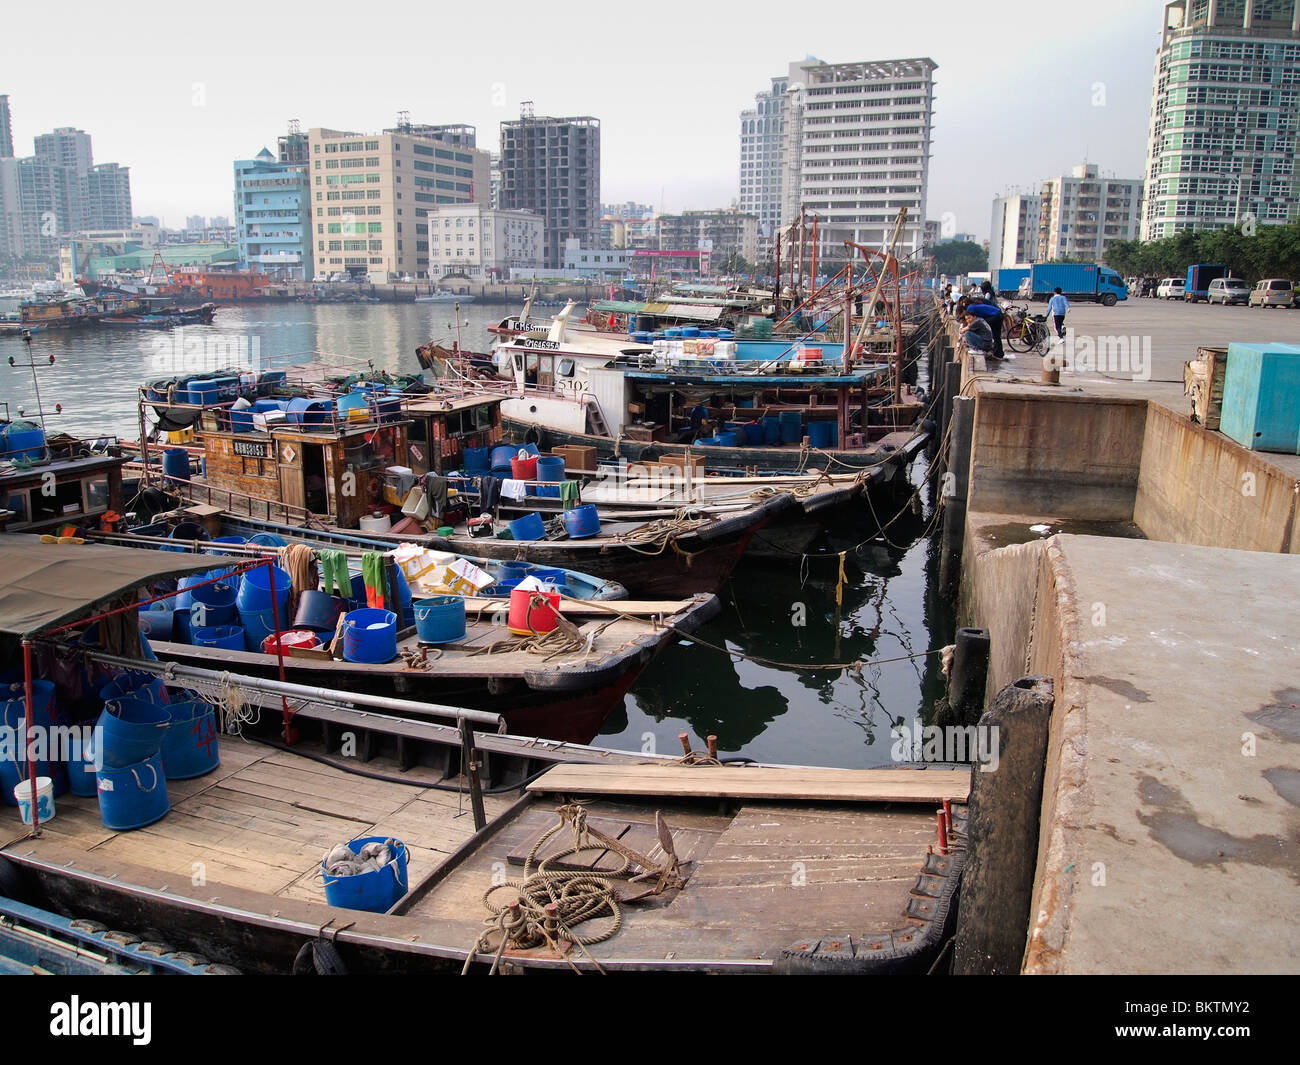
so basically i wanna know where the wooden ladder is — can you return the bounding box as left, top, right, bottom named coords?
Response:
left=585, top=397, right=610, bottom=436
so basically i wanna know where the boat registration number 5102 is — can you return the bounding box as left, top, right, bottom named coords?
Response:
left=233, top=439, right=271, bottom=458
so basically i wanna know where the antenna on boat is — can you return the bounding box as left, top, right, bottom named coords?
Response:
left=7, top=330, right=59, bottom=451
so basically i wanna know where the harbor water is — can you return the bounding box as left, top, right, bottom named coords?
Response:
left=1, top=302, right=953, bottom=769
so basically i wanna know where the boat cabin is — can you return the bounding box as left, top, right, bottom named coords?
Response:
left=0, top=433, right=126, bottom=534
left=401, top=393, right=503, bottom=477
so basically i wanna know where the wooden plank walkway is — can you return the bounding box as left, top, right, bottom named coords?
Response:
left=528, top=764, right=971, bottom=804
left=5, top=738, right=509, bottom=903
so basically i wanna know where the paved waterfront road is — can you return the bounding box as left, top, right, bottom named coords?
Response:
left=1002, top=295, right=1300, bottom=478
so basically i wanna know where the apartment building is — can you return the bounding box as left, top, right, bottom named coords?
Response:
left=425, top=203, right=542, bottom=279
left=988, top=193, right=1044, bottom=273
left=1142, top=0, right=1300, bottom=239
left=233, top=147, right=312, bottom=279
left=739, top=75, right=791, bottom=254
left=1040, top=165, right=1142, bottom=260
left=657, top=208, right=759, bottom=263
left=499, top=107, right=600, bottom=269
left=306, top=125, right=489, bottom=279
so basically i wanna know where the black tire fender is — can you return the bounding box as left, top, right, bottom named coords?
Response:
left=522, top=426, right=550, bottom=450
left=293, top=937, right=349, bottom=975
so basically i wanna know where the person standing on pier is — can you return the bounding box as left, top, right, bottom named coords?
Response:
left=1047, top=288, right=1069, bottom=340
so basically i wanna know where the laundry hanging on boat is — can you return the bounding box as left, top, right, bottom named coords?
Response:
left=501, top=479, right=527, bottom=502
left=361, top=552, right=387, bottom=609
left=423, top=473, right=448, bottom=518
left=319, top=549, right=350, bottom=598
left=476, top=475, right=501, bottom=513
left=282, top=544, right=318, bottom=613
left=560, top=479, right=581, bottom=511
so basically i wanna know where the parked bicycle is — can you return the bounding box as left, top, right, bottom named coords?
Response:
left=1003, top=305, right=1051, bottom=355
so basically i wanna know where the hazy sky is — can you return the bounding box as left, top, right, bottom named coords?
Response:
left=2, top=0, right=1164, bottom=240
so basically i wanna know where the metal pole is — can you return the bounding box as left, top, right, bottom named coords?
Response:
left=266, top=559, right=293, bottom=743
left=22, top=640, right=39, bottom=837
left=459, top=718, right=486, bottom=830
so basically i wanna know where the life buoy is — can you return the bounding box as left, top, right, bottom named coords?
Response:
left=292, top=937, right=348, bottom=975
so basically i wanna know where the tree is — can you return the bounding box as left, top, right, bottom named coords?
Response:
left=927, top=241, right=987, bottom=275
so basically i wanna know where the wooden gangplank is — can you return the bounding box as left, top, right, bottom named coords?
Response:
left=527, top=764, right=971, bottom=804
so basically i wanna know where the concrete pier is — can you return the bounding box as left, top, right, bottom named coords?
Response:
left=933, top=298, right=1300, bottom=974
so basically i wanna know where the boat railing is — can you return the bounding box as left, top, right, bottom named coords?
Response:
left=158, top=471, right=324, bottom=529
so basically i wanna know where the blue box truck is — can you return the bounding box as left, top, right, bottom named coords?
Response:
left=1185, top=263, right=1227, bottom=302
left=994, top=267, right=1030, bottom=298
left=1025, top=263, right=1128, bottom=306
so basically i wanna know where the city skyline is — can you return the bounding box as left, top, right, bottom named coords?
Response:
left=0, top=0, right=1162, bottom=243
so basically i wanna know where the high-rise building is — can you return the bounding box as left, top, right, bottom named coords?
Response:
left=425, top=203, right=542, bottom=279
left=306, top=124, right=489, bottom=279
left=1040, top=164, right=1142, bottom=260
left=0, top=95, right=13, bottom=159
left=1142, top=0, right=1300, bottom=240
left=601, top=201, right=654, bottom=221
left=234, top=147, right=312, bottom=279
left=499, top=106, right=600, bottom=269
left=988, top=193, right=1044, bottom=273
left=87, top=163, right=132, bottom=230
left=743, top=58, right=937, bottom=265
left=186, top=215, right=206, bottom=230
left=657, top=208, right=759, bottom=263
left=739, top=76, right=791, bottom=254
left=278, top=120, right=310, bottom=166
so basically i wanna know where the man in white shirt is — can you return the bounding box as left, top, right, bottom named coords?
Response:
left=1046, top=288, right=1069, bottom=340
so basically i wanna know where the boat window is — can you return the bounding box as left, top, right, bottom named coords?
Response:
left=474, top=405, right=494, bottom=431
left=29, top=480, right=85, bottom=524
left=83, top=476, right=110, bottom=512
left=3, top=491, right=28, bottom=524
left=558, top=358, right=575, bottom=377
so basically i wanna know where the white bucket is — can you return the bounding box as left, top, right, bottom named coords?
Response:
left=13, top=776, right=55, bottom=825
left=359, top=513, right=392, bottom=534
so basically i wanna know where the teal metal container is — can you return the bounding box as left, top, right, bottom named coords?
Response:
left=1219, top=343, right=1300, bottom=453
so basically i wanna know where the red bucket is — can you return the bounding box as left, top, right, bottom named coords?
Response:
left=261, top=630, right=320, bottom=655
left=507, top=587, right=561, bottom=636
left=510, top=454, right=538, bottom=480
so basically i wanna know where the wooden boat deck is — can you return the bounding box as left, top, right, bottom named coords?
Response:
left=3, top=741, right=511, bottom=905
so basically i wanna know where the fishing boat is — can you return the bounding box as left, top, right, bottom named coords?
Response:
left=416, top=291, right=475, bottom=304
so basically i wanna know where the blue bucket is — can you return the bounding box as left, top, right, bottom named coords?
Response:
left=99, top=671, right=168, bottom=707
left=322, top=837, right=408, bottom=912
left=248, top=532, right=288, bottom=548
left=509, top=513, right=546, bottom=542
left=0, top=681, right=68, bottom=805
left=526, top=567, right=568, bottom=589
left=286, top=397, right=332, bottom=426
left=137, top=602, right=175, bottom=642
left=189, top=579, right=238, bottom=628
left=463, top=446, right=491, bottom=473
left=808, top=421, right=838, bottom=449
left=236, top=564, right=290, bottom=614
left=293, top=590, right=345, bottom=632
left=98, top=697, right=172, bottom=769
left=205, top=535, right=248, bottom=555
left=342, top=609, right=398, bottom=664
left=562, top=504, right=601, bottom=539
left=716, top=432, right=738, bottom=447
left=763, top=416, right=781, bottom=445
left=490, top=445, right=517, bottom=471
left=239, top=608, right=279, bottom=652
left=536, top=455, right=565, bottom=482
left=97, top=754, right=170, bottom=830
left=68, top=737, right=100, bottom=797
left=500, top=562, right=531, bottom=582
left=159, top=701, right=220, bottom=780
left=162, top=448, right=190, bottom=483
left=413, top=597, right=466, bottom=643
left=192, top=625, right=245, bottom=651
left=780, top=413, right=803, bottom=444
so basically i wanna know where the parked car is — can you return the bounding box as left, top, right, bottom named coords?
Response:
left=1156, top=278, right=1186, bottom=299
left=1248, top=278, right=1294, bottom=308
left=1207, top=277, right=1251, bottom=305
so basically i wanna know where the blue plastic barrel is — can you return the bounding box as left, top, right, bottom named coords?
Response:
left=293, top=590, right=345, bottom=632
left=98, top=697, right=171, bottom=769
left=137, top=602, right=175, bottom=642
left=286, top=397, right=331, bottom=426
left=1, top=424, right=46, bottom=461
left=67, top=731, right=100, bottom=797
left=239, top=608, right=278, bottom=652
left=206, top=535, right=248, bottom=553
left=780, top=412, right=803, bottom=444
left=716, top=432, right=738, bottom=447
left=336, top=392, right=367, bottom=420
left=413, top=597, right=466, bottom=643
left=159, top=700, right=220, bottom=780
left=536, top=455, right=565, bottom=482
left=463, top=446, right=491, bottom=473
left=763, top=417, right=781, bottom=445
left=162, top=448, right=191, bottom=483
left=342, top=609, right=398, bottom=664
left=0, top=680, right=68, bottom=805
left=247, top=533, right=288, bottom=548
left=808, top=421, right=838, bottom=449
left=96, top=754, right=170, bottom=830
left=321, top=836, right=408, bottom=912
left=189, top=579, right=238, bottom=629
left=562, top=504, right=601, bottom=539
left=192, top=625, right=245, bottom=651
left=236, top=564, right=290, bottom=614
left=490, top=445, right=517, bottom=471
left=682, top=326, right=700, bottom=338
left=99, top=671, right=168, bottom=706
left=665, top=327, right=682, bottom=339
left=509, top=512, right=546, bottom=541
